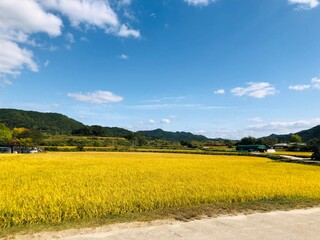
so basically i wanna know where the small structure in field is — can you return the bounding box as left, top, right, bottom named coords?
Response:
left=274, top=143, right=289, bottom=150
left=236, top=145, right=267, bottom=153
left=266, top=149, right=276, bottom=153
left=0, top=144, right=40, bottom=154
left=0, top=144, right=14, bottom=153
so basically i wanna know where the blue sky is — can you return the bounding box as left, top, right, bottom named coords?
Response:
left=1, top=0, right=320, bottom=139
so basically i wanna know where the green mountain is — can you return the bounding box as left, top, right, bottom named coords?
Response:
left=0, top=109, right=210, bottom=142
left=267, top=125, right=320, bottom=142
left=296, top=125, right=320, bottom=142
left=137, top=128, right=209, bottom=142
left=0, top=109, right=85, bottom=134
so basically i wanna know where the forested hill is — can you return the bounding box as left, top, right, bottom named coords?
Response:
left=267, top=125, right=320, bottom=142
left=137, top=128, right=210, bottom=142
left=0, top=109, right=85, bottom=134
left=0, top=109, right=210, bottom=142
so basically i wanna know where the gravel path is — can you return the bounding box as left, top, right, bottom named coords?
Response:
left=10, top=207, right=320, bottom=240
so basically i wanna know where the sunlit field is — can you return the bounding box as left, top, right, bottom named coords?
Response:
left=1, top=152, right=320, bottom=230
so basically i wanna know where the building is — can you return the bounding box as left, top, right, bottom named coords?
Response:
left=236, top=145, right=267, bottom=153
left=273, top=143, right=289, bottom=149
left=0, top=144, right=14, bottom=153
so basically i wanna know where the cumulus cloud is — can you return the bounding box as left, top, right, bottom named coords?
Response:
left=0, top=0, right=140, bottom=82
left=288, top=0, right=319, bottom=9
left=117, top=24, right=140, bottom=38
left=161, top=119, right=171, bottom=124
left=289, top=77, right=320, bottom=91
left=40, top=0, right=119, bottom=28
left=148, top=119, right=156, bottom=124
left=213, top=89, right=225, bottom=95
left=0, top=0, right=62, bottom=36
left=289, top=84, right=311, bottom=91
left=311, top=77, right=320, bottom=89
left=231, top=82, right=276, bottom=99
left=68, top=90, right=123, bottom=104
left=184, top=0, right=216, bottom=6
left=0, top=0, right=62, bottom=78
left=0, top=40, right=38, bottom=76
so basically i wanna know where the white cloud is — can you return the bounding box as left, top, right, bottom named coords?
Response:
left=246, top=118, right=320, bottom=134
left=289, top=84, right=311, bottom=91
left=0, top=0, right=141, bottom=83
left=117, top=24, right=140, bottom=38
left=68, top=90, right=123, bottom=104
left=184, top=0, right=216, bottom=6
left=231, top=82, right=276, bottom=99
left=148, top=119, right=156, bottom=124
left=288, top=0, right=319, bottom=9
left=123, top=9, right=137, bottom=21
left=119, top=54, right=129, bottom=60
left=0, top=0, right=62, bottom=79
left=311, top=77, right=320, bottom=89
left=0, top=0, right=62, bottom=36
left=40, top=0, right=118, bottom=28
left=66, top=32, right=75, bottom=43
left=214, top=89, right=225, bottom=94
left=161, top=118, right=171, bottom=124
left=0, top=40, right=38, bottom=76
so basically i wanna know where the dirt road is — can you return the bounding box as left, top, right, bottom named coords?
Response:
left=11, top=207, right=320, bottom=240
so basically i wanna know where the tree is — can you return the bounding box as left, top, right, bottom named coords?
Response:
left=90, top=125, right=106, bottom=136
left=12, top=128, right=43, bottom=146
left=12, top=127, right=28, bottom=138
left=307, top=138, right=320, bottom=152
left=0, top=124, right=12, bottom=144
left=290, top=134, right=302, bottom=143
left=125, top=133, right=147, bottom=146
left=238, top=136, right=257, bottom=145
left=257, top=137, right=278, bottom=147
left=72, top=127, right=92, bottom=136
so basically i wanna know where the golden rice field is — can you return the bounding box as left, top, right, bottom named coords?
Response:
left=267, top=151, right=313, bottom=157
left=1, top=152, right=320, bottom=230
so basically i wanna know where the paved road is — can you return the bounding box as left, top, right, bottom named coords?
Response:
left=13, top=207, right=320, bottom=240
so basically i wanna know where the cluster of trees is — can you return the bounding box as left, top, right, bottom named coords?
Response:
left=238, top=134, right=303, bottom=147
left=237, top=134, right=320, bottom=152
left=71, top=125, right=131, bottom=138
left=0, top=124, right=43, bottom=146
left=237, top=136, right=279, bottom=146
left=0, top=109, right=85, bottom=134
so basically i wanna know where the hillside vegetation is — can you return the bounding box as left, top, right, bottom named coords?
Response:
left=267, top=125, right=320, bottom=142
left=137, top=128, right=209, bottom=142
left=0, top=109, right=84, bottom=135
left=0, top=109, right=212, bottom=143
